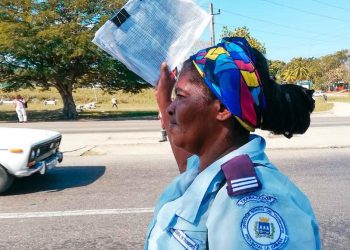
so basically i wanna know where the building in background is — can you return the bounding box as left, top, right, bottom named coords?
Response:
left=296, top=80, right=313, bottom=89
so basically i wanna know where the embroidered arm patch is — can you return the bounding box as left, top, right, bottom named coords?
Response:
left=241, top=206, right=288, bottom=249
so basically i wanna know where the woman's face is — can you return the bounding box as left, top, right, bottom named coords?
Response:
left=166, top=72, right=219, bottom=154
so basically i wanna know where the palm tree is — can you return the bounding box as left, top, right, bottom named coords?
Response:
left=281, top=58, right=310, bottom=83
left=291, top=59, right=309, bottom=81
left=282, top=68, right=296, bottom=83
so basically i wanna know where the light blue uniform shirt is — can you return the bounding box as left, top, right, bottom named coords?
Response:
left=144, top=135, right=321, bottom=250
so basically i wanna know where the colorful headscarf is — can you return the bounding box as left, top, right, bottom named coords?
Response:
left=191, top=37, right=266, bottom=132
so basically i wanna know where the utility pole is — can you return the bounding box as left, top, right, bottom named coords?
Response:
left=209, top=3, right=220, bottom=46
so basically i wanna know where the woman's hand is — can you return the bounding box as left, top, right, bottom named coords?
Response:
left=154, top=62, right=176, bottom=115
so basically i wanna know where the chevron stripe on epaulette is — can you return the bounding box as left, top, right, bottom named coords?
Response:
left=221, top=154, right=262, bottom=197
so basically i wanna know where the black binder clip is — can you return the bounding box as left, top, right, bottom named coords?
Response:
left=111, top=8, right=130, bottom=27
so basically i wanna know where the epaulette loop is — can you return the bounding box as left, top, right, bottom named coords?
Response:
left=221, top=154, right=262, bottom=197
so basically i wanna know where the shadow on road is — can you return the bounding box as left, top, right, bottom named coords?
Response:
left=3, top=166, right=106, bottom=195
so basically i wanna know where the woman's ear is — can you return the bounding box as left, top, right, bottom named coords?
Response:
left=216, top=103, right=232, bottom=121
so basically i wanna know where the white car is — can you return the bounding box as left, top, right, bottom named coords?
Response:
left=0, top=128, right=63, bottom=193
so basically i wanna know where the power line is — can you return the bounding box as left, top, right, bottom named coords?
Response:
left=216, top=22, right=304, bottom=40
left=310, top=0, right=350, bottom=12
left=219, top=9, right=329, bottom=37
left=216, top=22, right=350, bottom=56
left=218, top=8, right=350, bottom=45
left=216, top=22, right=343, bottom=45
left=200, top=3, right=350, bottom=37
left=258, top=0, right=350, bottom=23
left=198, top=2, right=349, bottom=59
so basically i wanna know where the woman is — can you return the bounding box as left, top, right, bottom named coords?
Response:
left=14, top=94, right=27, bottom=123
left=145, top=37, right=320, bottom=250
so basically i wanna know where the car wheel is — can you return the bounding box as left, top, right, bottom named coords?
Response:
left=0, top=165, right=14, bottom=194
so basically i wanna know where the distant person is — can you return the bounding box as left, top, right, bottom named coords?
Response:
left=323, top=93, right=328, bottom=102
left=111, top=97, right=118, bottom=108
left=14, top=95, right=27, bottom=123
left=158, top=111, right=167, bottom=142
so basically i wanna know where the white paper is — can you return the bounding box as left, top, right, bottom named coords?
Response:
left=93, top=0, right=210, bottom=85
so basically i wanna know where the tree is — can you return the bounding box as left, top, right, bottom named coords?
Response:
left=281, top=68, right=296, bottom=83
left=0, top=0, right=146, bottom=119
left=319, top=50, right=348, bottom=73
left=278, top=51, right=349, bottom=88
left=290, top=58, right=309, bottom=81
left=303, top=58, right=322, bottom=86
left=280, top=58, right=309, bottom=83
left=318, top=50, right=349, bottom=86
left=268, top=60, right=286, bottom=80
left=324, top=65, right=350, bottom=85
left=220, top=26, right=266, bottom=54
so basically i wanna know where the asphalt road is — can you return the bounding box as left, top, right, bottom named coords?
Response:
left=0, top=117, right=349, bottom=250
left=2, top=116, right=350, bottom=133
left=0, top=147, right=349, bottom=250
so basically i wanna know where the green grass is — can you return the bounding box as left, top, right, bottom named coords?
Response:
left=328, top=94, right=350, bottom=103
left=314, top=98, right=333, bottom=112
left=0, top=107, right=159, bottom=122
left=0, top=87, right=158, bottom=122
left=0, top=87, right=157, bottom=105
left=313, top=93, right=350, bottom=112
left=0, top=108, right=66, bottom=122
left=2, top=87, right=349, bottom=121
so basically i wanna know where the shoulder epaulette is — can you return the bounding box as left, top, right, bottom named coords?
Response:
left=221, top=154, right=262, bottom=197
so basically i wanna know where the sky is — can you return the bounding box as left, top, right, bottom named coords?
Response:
left=195, top=0, right=350, bottom=62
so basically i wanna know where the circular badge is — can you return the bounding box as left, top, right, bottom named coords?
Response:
left=241, top=206, right=288, bottom=250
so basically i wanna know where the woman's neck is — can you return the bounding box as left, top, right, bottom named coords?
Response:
left=198, top=132, right=249, bottom=172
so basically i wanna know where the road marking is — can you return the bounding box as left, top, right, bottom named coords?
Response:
left=0, top=207, right=154, bottom=219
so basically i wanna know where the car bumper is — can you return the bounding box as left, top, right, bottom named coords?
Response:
left=14, top=152, right=63, bottom=177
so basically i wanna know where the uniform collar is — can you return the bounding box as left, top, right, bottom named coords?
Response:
left=175, top=134, right=267, bottom=224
